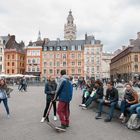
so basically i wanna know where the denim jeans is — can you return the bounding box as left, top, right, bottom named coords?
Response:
left=85, top=96, right=96, bottom=107
left=120, top=100, right=133, bottom=116
left=0, top=98, right=10, bottom=115
left=129, top=104, right=140, bottom=118
left=98, top=99, right=117, bottom=119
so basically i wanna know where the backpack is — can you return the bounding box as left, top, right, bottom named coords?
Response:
left=127, top=114, right=140, bottom=130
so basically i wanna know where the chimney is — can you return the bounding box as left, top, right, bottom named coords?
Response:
left=122, top=45, right=126, bottom=50
left=137, top=32, right=140, bottom=39
left=129, top=39, right=134, bottom=45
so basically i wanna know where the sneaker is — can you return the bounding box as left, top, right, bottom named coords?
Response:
left=40, top=117, right=45, bottom=123
left=95, top=113, right=102, bottom=119
left=121, top=117, right=126, bottom=123
left=65, top=124, right=69, bottom=127
left=79, top=104, right=84, bottom=107
left=104, top=117, right=111, bottom=122
left=53, top=116, right=57, bottom=121
left=7, top=115, right=10, bottom=119
left=82, top=107, right=87, bottom=110
left=81, top=104, right=86, bottom=107
left=119, top=114, right=124, bottom=120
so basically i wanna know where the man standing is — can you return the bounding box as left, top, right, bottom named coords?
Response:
left=53, top=70, right=73, bottom=131
left=95, top=82, right=119, bottom=122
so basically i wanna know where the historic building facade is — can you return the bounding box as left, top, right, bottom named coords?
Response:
left=110, top=32, right=140, bottom=81
left=84, top=35, right=103, bottom=80
left=4, top=35, right=26, bottom=75
left=64, top=10, right=76, bottom=40
left=0, top=36, right=10, bottom=73
left=41, top=34, right=103, bottom=80
left=25, top=32, right=44, bottom=77
left=102, top=52, right=114, bottom=81
left=42, top=39, right=84, bottom=80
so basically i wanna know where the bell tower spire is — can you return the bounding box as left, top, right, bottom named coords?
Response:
left=37, top=30, right=41, bottom=41
left=64, top=10, right=76, bottom=40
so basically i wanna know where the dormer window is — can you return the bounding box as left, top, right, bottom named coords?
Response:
left=71, top=45, right=75, bottom=51
left=78, top=45, right=82, bottom=51
left=49, top=47, right=53, bottom=51
left=62, top=46, right=67, bottom=51
left=56, top=46, right=60, bottom=51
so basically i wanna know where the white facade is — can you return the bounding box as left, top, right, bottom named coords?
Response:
left=84, top=42, right=103, bottom=80
left=0, top=37, right=5, bottom=73
left=102, top=53, right=114, bottom=79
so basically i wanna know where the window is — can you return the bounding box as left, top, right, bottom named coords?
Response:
left=134, top=55, right=138, bottom=62
left=7, top=69, right=10, bottom=74
left=97, top=66, right=100, bottom=71
left=28, top=59, right=31, bottom=64
left=49, top=69, right=53, bottom=74
left=12, top=62, right=14, bottom=66
left=49, top=47, right=53, bottom=51
left=71, top=54, right=75, bottom=58
left=28, top=67, right=31, bottom=72
left=71, top=62, right=75, bottom=66
left=78, top=54, right=81, bottom=59
left=62, top=46, right=67, bottom=51
left=7, top=55, right=10, bottom=59
left=71, top=45, right=75, bottom=51
left=56, top=47, right=60, bottom=51
left=63, top=54, right=66, bottom=59
left=0, top=56, right=2, bottom=61
left=12, top=55, right=14, bottom=59
left=44, top=69, right=46, bottom=74
left=78, top=69, right=81, bottom=73
left=135, top=65, right=138, bottom=72
left=50, top=62, right=53, bottom=66
left=44, top=62, right=47, bottom=67
left=78, top=45, right=82, bottom=51
left=57, top=69, right=60, bottom=74
left=12, top=69, right=14, bottom=74
left=56, top=61, right=60, bottom=66
left=37, top=66, right=40, bottom=72
left=7, top=62, right=10, bottom=66
left=32, top=67, right=35, bottom=72
left=32, top=59, right=36, bottom=64
left=72, top=69, right=75, bottom=74
left=63, top=62, right=66, bottom=66
left=44, top=47, right=47, bottom=51
left=56, top=54, right=60, bottom=58
left=50, top=54, right=54, bottom=58
left=78, top=61, right=81, bottom=66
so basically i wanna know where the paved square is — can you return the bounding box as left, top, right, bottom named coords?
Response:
left=0, top=86, right=139, bottom=140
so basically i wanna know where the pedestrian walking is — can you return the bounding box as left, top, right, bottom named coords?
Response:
left=0, top=79, right=11, bottom=118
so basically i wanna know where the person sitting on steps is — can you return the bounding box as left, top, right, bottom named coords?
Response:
left=95, top=82, right=119, bottom=122
left=80, top=80, right=104, bottom=110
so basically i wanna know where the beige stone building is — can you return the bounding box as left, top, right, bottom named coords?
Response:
left=110, top=32, right=140, bottom=82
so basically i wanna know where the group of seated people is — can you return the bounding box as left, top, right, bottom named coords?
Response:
left=79, top=80, right=140, bottom=123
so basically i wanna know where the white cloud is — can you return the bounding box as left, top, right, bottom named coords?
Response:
left=0, top=0, right=140, bottom=51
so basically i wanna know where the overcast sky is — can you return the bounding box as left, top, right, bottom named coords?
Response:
left=0, top=0, right=140, bottom=52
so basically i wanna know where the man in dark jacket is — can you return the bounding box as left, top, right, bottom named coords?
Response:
left=95, top=82, right=118, bottom=122
left=54, top=70, right=73, bottom=130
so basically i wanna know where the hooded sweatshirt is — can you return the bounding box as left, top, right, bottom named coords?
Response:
left=55, top=75, right=73, bottom=103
